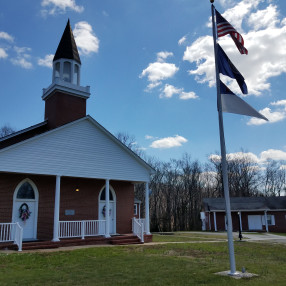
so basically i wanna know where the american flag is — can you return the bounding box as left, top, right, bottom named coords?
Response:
left=215, top=9, right=248, bottom=55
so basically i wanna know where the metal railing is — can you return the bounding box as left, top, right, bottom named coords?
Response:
left=0, top=222, right=23, bottom=251
left=132, top=217, right=144, bottom=242
left=58, top=220, right=105, bottom=239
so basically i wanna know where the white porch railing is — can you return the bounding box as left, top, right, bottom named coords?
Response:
left=132, top=217, right=144, bottom=242
left=0, top=223, right=23, bottom=251
left=58, top=220, right=105, bottom=239
left=137, top=219, right=146, bottom=233
left=14, top=223, right=23, bottom=251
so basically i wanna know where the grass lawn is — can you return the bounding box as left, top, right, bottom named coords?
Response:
left=152, top=232, right=228, bottom=242
left=274, top=233, right=286, bottom=237
left=0, top=237, right=286, bottom=285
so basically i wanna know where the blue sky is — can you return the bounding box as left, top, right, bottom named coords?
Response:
left=1, top=0, right=286, bottom=166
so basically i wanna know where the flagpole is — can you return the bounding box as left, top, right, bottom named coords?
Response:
left=211, top=1, right=237, bottom=275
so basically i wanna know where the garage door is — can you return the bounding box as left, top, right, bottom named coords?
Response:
left=248, top=215, right=262, bottom=230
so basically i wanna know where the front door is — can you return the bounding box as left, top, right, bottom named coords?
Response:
left=12, top=179, right=39, bottom=240
left=98, top=187, right=116, bottom=234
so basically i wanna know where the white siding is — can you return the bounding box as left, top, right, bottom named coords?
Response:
left=0, top=118, right=151, bottom=182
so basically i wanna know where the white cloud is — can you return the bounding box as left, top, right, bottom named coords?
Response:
left=140, top=62, right=178, bottom=84
left=260, top=149, right=286, bottom=162
left=160, top=84, right=182, bottom=98
left=41, top=0, right=84, bottom=15
left=179, top=91, right=198, bottom=100
left=248, top=4, right=278, bottom=31
left=184, top=0, right=286, bottom=96
left=210, top=149, right=286, bottom=165
left=157, top=51, right=173, bottom=62
left=160, top=84, right=198, bottom=100
left=73, top=21, right=99, bottom=55
left=209, top=151, right=259, bottom=163
left=38, top=54, right=54, bottom=68
left=0, top=31, right=14, bottom=42
left=11, top=46, right=33, bottom=69
left=271, top=100, right=286, bottom=109
left=227, top=151, right=259, bottom=163
left=140, top=50, right=179, bottom=91
left=183, top=35, right=215, bottom=87
left=0, top=48, right=8, bottom=59
left=11, top=58, right=33, bottom=69
left=247, top=105, right=286, bottom=126
left=145, top=135, right=154, bottom=140
left=146, top=82, right=162, bottom=90
left=150, top=135, right=188, bottom=149
left=178, top=36, right=187, bottom=46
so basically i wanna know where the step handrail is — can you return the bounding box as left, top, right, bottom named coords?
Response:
left=132, top=217, right=144, bottom=242
left=14, top=223, right=23, bottom=251
left=0, top=222, right=23, bottom=251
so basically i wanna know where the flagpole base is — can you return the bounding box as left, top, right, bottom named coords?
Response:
left=215, top=270, right=258, bottom=279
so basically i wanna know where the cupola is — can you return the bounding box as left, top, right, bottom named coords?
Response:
left=42, top=20, right=90, bottom=129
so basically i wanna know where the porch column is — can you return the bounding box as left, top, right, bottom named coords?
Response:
left=238, top=211, right=242, bottom=232
left=209, top=213, right=212, bottom=230
left=105, top=179, right=110, bottom=238
left=53, top=175, right=61, bottom=242
left=145, top=182, right=151, bottom=234
left=264, top=210, right=269, bottom=232
left=213, top=212, right=217, bottom=232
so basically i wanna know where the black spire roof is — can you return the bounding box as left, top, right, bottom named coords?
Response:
left=53, top=19, right=81, bottom=64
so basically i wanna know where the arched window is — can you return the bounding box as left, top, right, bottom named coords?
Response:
left=16, top=182, right=35, bottom=199
left=73, top=64, right=79, bottom=85
left=63, top=61, right=71, bottom=82
left=100, top=188, right=114, bottom=201
left=54, top=62, right=60, bottom=79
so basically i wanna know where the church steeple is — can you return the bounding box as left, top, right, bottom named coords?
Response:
left=42, top=20, right=90, bottom=130
left=53, top=19, right=81, bottom=64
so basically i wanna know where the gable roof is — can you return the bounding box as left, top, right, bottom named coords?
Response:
left=0, top=121, right=48, bottom=150
left=0, top=116, right=154, bottom=182
left=203, top=197, right=286, bottom=211
left=53, top=19, right=81, bottom=64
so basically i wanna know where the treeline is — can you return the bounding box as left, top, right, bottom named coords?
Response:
left=135, top=152, right=286, bottom=232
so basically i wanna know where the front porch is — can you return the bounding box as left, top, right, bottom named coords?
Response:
left=0, top=233, right=153, bottom=251
left=1, top=217, right=151, bottom=251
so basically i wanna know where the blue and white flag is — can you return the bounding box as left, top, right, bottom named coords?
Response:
left=220, top=81, right=267, bottom=120
left=217, top=44, right=248, bottom=94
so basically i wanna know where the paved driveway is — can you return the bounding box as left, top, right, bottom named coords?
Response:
left=241, top=232, right=286, bottom=244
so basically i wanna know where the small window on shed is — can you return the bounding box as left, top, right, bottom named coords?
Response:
left=17, top=182, right=35, bottom=199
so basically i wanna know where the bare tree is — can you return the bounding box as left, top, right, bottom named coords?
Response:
left=0, top=125, right=15, bottom=138
left=263, top=160, right=286, bottom=196
left=115, top=131, right=145, bottom=158
left=208, top=151, right=261, bottom=198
